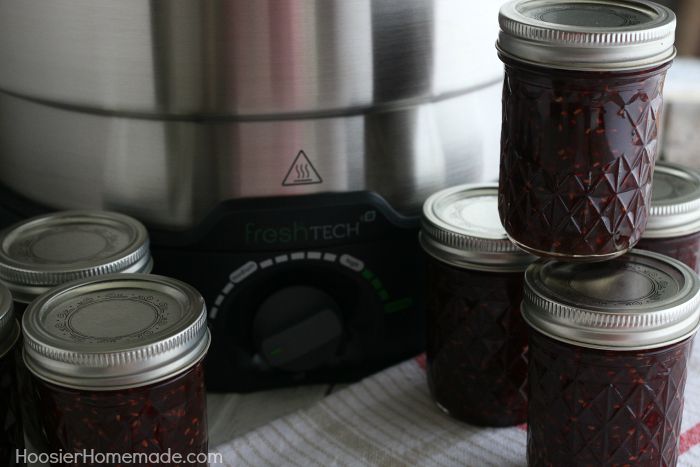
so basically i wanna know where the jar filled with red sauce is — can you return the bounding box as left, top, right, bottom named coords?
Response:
left=22, top=274, right=210, bottom=466
left=0, top=210, right=153, bottom=454
left=523, top=250, right=700, bottom=466
left=497, top=0, right=676, bottom=261
left=420, top=183, right=536, bottom=426
left=0, top=284, right=22, bottom=466
left=637, top=162, right=700, bottom=273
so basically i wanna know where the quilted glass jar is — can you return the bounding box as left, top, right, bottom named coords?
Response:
left=523, top=250, right=700, bottom=466
left=637, top=162, right=700, bottom=273
left=421, top=184, right=535, bottom=426
left=497, top=0, right=676, bottom=261
left=22, top=274, right=210, bottom=466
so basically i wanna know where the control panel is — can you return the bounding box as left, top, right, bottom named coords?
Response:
left=149, top=192, right=425, bottom=392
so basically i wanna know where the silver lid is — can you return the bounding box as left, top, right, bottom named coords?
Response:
left=22, top=273, right=210, bottom=390
left=643, top=162, right=700, bottom=238
left=523, top=249, right=700, bottom=350
left=420, top=184, right=536, bottom=271
left=497, top=0, right=676, bottom=71
left=0, top=283, right=19, bottom=358
left=0, top=211, right=153, bottom=303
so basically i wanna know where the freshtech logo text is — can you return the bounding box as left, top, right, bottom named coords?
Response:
left=245, top=221, right=361, bottom=245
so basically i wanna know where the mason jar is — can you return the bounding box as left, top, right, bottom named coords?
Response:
left=22, top=274, right=210, bottom=466
left=523, top=250, right=700, bottom=466
left=637, top=162, right=700, bottom=273
left=420, top=183, right=536, bottom=426
left=0, top=284, right=22, bottom=466
left=497, top=0, right=676, bottom=261
left=0, top=210, right=153, bottom=453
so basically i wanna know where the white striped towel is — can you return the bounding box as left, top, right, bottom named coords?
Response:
left=212, top=347, right=700, bottom=467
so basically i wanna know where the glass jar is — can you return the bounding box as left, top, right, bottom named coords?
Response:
left=22, top=274, right=210, bottom=466
left=637, top=162, right=700, bottom=273
left=522, top=250, right=700, bottom=466
left=497, top=0, right=676, bottom=261
left=0, top=210, right=153, bottom=313
left=0, top=284, right=22, bottom=466
left=420, top=184, right=536, bottom=426
left=0, top=210, right=153, bottom=454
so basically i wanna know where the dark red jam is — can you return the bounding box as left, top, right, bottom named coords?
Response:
left=637, top=231, right=700, bottom=274
left=527, top=330, right=690, bottom=467
left=425, top=255, right=528, bottom=426
left=31, top=361, right=207, bottom=467
left=498, top=58, right=671, bottom=260
left=0, top=346, right=23, bottom=467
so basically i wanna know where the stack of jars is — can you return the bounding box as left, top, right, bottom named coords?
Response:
left=422, top=1, right=700, bottom=466
left=0, top=211, right=210, bottom=466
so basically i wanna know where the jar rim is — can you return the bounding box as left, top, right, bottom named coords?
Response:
left=420, top=183, right=536, bottom=271
left=643, top=162, right=700, bottom=239
left=420, top=234, right=533, bottom=273
left=497, top=0, right=676, bottom=71
left=0, top=210, right=153, bottom=298
left=22, top=273, right=210, bottom=390
left=0, top=282, right=14, bottom=351
left=522, top=250, right=700, bottom=350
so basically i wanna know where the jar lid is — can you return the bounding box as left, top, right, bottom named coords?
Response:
left=497, top=0, right=676, bottom=71
left=22, top=273, right=210, bottom=390
left=420, top=183, right=536, bottom=271
left=523, top=249, right=700, bottom=350
left=0, top=211, right=153, bottom=303
left=0, top=283, right=19, bottom=358
left=644, top=162, right=700, bottom=238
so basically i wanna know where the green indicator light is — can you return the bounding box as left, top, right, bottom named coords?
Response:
left=362, top=269, right=374, bottom=280
left=378, top=290, right=390, bottom=301
left=384, top=297, right=413, bottom=314
left=270, top=348, right=283, bottom=356
left=371, top=278, right=383, bottom=290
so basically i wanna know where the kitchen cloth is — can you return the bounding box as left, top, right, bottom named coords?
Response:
left=212, top=349, right=700, bottom=467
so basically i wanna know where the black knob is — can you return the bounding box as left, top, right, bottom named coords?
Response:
left=253, top=286, right=343, bottom=372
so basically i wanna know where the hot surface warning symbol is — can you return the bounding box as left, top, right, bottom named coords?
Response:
left=282, top=150, right=323, bottom=186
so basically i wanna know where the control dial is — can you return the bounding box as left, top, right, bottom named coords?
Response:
left=253, top=286, right=343, bottom=372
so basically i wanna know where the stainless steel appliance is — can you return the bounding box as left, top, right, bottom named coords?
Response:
left=0, top=0, right=505, bottom=390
